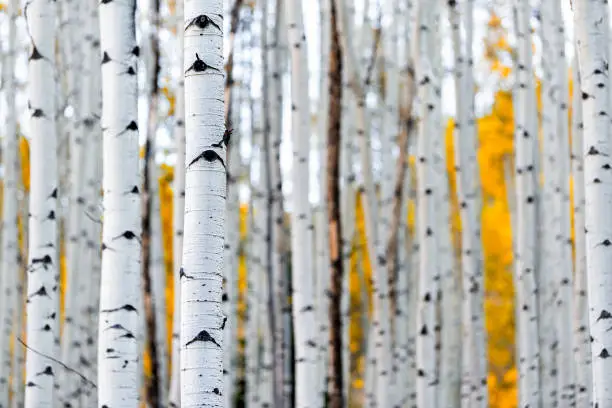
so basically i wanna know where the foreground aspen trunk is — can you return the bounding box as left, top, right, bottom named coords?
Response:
left=24, top=0, right=59, bottom=405
left=513, top=0, right=540, bottom=405
left=285, top=1, right=317, bottom=406
left=97, top=0, right=142, bottom=405
left=573, top=0, right=612, bottom=405
left=181, top=0, right=226, bottom=405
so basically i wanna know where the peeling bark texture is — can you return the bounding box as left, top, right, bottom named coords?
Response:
left=573, top=0, right=612, bottom=405
left=571, top=53, right=592, bottom=407
left=513, top=0, right=541, bottom=405
left=0, top=0, right=20, bottom=404
left=169, top=0, right=186, bottom=405
left=285, top=1, right=317, bottom=407
left=326, top=0, right=343, bottom=404
left=23, top=0, right=60, bottom=405
left=181, top=0, right=226, bottom=406
left=97, top=0, right=142, bottom=405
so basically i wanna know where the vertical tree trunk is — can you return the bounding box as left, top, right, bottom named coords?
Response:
left=0, top=0, right=20, bottom=404
left=571, top=52, right=592, bottom=407
left=414, top=0, right=440, bottom=405
left=285, top=1, right=317, bottom=407
left=573, top=0, right=612, bottom=405
left=513, top=0, right=541, bottom=405
left=169, top=0, right=186, bottom=404
left=24, top=0, right=59, bottom=405
left=181, top=0, right=226, bottom=405
left=326, top=0, right=343, bottom=404
left=97, top=0, right=142, bottom=404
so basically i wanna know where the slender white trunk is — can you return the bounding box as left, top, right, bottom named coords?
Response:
left=573, top=0, right=612, bottom=405
left=97, top=0, right=142, bottom=405
left=285, top=1, right=317, bottom=406
left=0, top=0, right=19, bottom=404
left=538, top=2, right=559, bottom=404
left=24, top=0, right=59, bottom=405
left=169, top=0, right=185, bottom=405
left=181, top=0, right=225, bottom=405
left=514, top=0, right=541, bottom=405
left=571, top=53, right=592, bottom=407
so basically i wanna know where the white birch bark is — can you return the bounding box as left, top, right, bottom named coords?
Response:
left=549, top=1, right=574, bottom=402
left=181, top=0, right=225, bottom=405
left=0, top=0, right=19, bottom=404
left=538, top=3, right=558, bottom=404
left=169, top=0, right=186, bottom=404
left=285, top=1, right=317, bottom=406
left=514, top=0, right=541, bottom=405
left=23, top=0, right=59, bottom=404
left=413, top=0, right=441, bottom=405
left=573, top=0, right=612, bottom=405
left=97, top=0, right=142, bottom=405
left=571, top=52, right=592, bottom=408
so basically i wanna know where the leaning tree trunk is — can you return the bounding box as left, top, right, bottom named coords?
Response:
left=285, top=1, right=317, bottom=407
left=181, top=0, right=226, bottom=405
left=23, top=0, right=60, bottom=405
left=97, top=0, right=142, bottom=405
left=514, top=0, right=541, bottom=405
left=0, top=0, right=19, bottom=404
left=573, top=0, right=612, bottom=405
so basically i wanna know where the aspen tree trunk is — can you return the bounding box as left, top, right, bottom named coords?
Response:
left=571, top=54, right=592, bottom=407
left=573, top=0, right=612, bottom=405
left=223, top=2, right=245, bottom=404
left=79, top=8, right=103, bottom=401
left=315, top=0, right=331, bottom=402
left=97, top=0, right=142, bottom=405
left=181, top=0, right=226, bottom=405
left=142, top=0, right=167, bottom=402
left=12, top=191, right=29, bottom=408
left=285, top=1, right=317, bottom=406
left=339, top=91, right=356, bottom=405
left=169, top=0, right=186, bottom=404
left=539, top=4, right=558, bottom=404
left=24, top=0, right=60, bottom=404
left=62, top=0, right=86, bottom=397
left=326, top=0, right=344, bottom=404
left=513, top=0, right=541, bottom=405
left=267, top=1, right=293, bottom=404
left=0, top=0, right=19, bottom=404
left=549, top=0, right=574, bottom=402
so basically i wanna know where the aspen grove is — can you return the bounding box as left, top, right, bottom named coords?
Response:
left=2, top=0, right=612, bottom=407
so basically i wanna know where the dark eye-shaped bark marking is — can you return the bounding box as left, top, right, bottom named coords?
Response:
left=116, top=120, right=138, bottom=137
left=35, top=366, right=54, bottom=376
left=185, top=15, right=222, bottom=33
left=179, top=267, right=195, bottom=280
left=211, top=128, right=233, bottom=149
left=48, top=188, right=58, bottom=199
left=28, top=285, right=50, bottom=300
left=101, top=304, right=138, bottom=314
left=31, top=254, right=53, bottom=269
left=188, top=149, right=226, bottom=170
left=101, top=51, right=112, bottom=64
left=131, top=46, right=139, bottom=56
left=112, top=230, right=141, bottom=243
left=185, top=53, right=220, bottom=74
left=221, top=316, right=227, bottom=330
left=32, top=108, right=45, bottom=118
left=29, top=45, right=48, bottom=61
left=185, top=329, right=221, bottom=348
